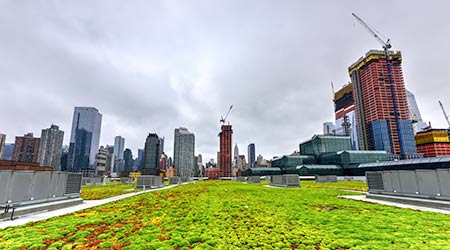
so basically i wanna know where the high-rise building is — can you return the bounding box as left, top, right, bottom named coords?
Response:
left=0, top=133, right=6, bottom=159
left=256, top=154, right=264, bottom=166
left=123, top=148, right=133, bottom=175
left=1, top=143, right=14, bottom=160
left=67, top=107, right=102, bottom=173
left=159, top=136, right=165, bottom=159
left=112, top=136, right=125, bottom=176
left=133, top=148, right=144, bottom=171
left=113, top=136, right=125, bottom=160
left=406, top=89, right=428, bottom=134
left=105, top=145, right=115, bottom=174
left=96, top=146, right=108, bottom=176
left=160, top=153, right=167, bottom=173
left=323, top=122, right=335, bottom=135
left=334, top=83, right=359, bottom=150
left=233, top=144, right=239, bottom=167
left=196, top=154, right=203, bottom=177
left=143, top=133, right=160, bottom=175
left=247, top=143, right=255, bottom=168
left=349, top=50, right=417, bottom=159
left=12, top=133, right=40, bottom=162
left=218, top=125, right=233, bottom=177
left=60, top=145, right=69, bottom=171
left=173, top=127, right=195, bottom=178
left=38, top=125, right=64, bottom=170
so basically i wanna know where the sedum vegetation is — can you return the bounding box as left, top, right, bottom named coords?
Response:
left=1, top=181, right=450, bottom=249
left=80, top=183, right=136, bottom=200
left=301, top=180, right=368, bottom=192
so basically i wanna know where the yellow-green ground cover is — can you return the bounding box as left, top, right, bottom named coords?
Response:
left=1, top=181, right=450, bottom=249
left=301, top=180, right=368, bottom=192
left=80, top=183, right=136, bottom=200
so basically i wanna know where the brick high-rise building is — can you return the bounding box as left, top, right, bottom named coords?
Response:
left=349, top=50, right=417, bottom=159
left=12, top=133, right=41, bottom=162
left=218, top=125, right=232, bottom=177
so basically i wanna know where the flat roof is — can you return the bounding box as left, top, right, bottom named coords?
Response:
left=358, top=157, right=450, bottom=168
left=296, top=165, right=341, bottom=170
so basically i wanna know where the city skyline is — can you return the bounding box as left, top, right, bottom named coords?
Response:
left=1, top=1, right=450, bottom=162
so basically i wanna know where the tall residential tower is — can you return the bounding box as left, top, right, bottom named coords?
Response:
left=12, top=133, right=40, bottom=162
left=173, top=127, right=195, bottom=178
left=38, top=125, right=64, bottom=170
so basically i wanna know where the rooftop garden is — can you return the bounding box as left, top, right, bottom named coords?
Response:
left=1, top=181, right=449, bottom=249
left=80, top=182, right=136, bottom=200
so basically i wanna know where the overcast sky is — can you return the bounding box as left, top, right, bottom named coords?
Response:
left=1, top=1, right=449, bottom=162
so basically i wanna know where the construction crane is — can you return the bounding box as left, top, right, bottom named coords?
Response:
left=352, top=13, right=391, bottom=50
left=352, top=13, right=404, bottom=156
left=220, top=105, right=233, bottom=125
left=439, top=100, right=450, bottom=128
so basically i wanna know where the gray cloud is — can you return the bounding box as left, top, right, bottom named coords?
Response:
left=1, top=0, right=449, bottom=161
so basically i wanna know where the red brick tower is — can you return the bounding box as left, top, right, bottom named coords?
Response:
left=218, top=125, right=233, bottom=177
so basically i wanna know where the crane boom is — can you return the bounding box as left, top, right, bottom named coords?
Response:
left=220, top=105, right=233, bottom=124
left=439, top=100, right=450, bottom=128
left=352, top=13, right=391, bottom=49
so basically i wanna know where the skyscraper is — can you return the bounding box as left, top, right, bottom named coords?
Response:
left=143, top=133, right=160, bottom=175
left=0, top=133, right=5, bottom=159
left=12, top=133, right=40, bottom=162
left=113, top=136, right=125, bottom=160
left=349, top=50, right=417, bottom=159
left=67, top=107, right=102, bottom=173
left=218, top=125, right=232, bottom=177
left=133, top=148, right=144, bottom=171
left=113, top=136, right=125, bottom=176
left=123, top=148, right=133, bottom=175
left=38, top=125, right=64, bottom=170
left=334, top=83, right=359, bottom=150
left=406, top=89, right=428, bottom=134
left=247, top=143, right=255, bottom=168
left=173, top=127, right=195, bottom=178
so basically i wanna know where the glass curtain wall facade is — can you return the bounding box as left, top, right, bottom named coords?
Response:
left=67, top=107, right=102, bottom=173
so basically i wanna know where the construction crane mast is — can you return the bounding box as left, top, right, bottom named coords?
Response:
left=439, top=100, right=450, bottom=128
left=220, top=105, right=233, bottom=125
left=352, top=13, right=404, bottom=156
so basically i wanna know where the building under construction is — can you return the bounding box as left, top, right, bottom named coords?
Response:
left=334, top=83, right=359, bottom=150
left=218, top=125, right=233, bottom=177
left=416, top=129, right=450, bottom=157
left=349, top=50, right=418, bottom=160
